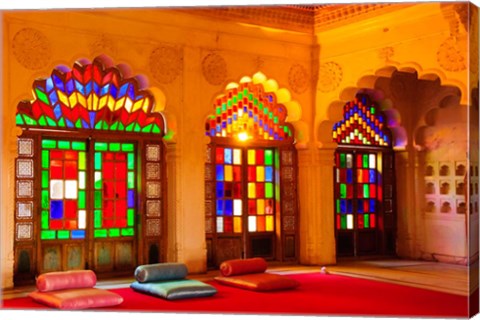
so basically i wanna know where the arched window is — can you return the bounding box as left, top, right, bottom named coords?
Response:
left=332, top=94, right=396, bottom=257
left=14, top=57, right=167, bottom=285
left=205, top=77, right=298, bottom=267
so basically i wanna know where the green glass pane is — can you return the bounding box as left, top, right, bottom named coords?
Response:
left=275, top=150, right=280, bottom=169
left=41, top=210, right=49, bottom=229
left=118, top=122, right=125, bottom=131
left=363, top=154, right=369, bottom=168
left=94, top=152, right=102, bottom=170
left=58, top=141, right=70, bottom=150
left=75, top=119, right=83, bottom=129
left=102, top=121, right=109, bottom=130
left=340, top=215, right=346, bottom=230
left=273, top=116, right=278, bottom=124
left=128, top=172, right=135, bottom=189
left=121, top=228, right=134, bottom=236
left=340, top=184, right=346, bottom=199
left=95, top=142, right=108, bottom=151
left=35, top=88, right=49, bottom=105
left=78, top=152, right=86, bottom=170
left=95, top=120, right=104, bottom=130
left=42, top=150, right=50, bottom=169
left=126, top=123, right=135, bottom=132
left=94, top=172, right=102, bottom=189
left=227, top=100, right=232, bottom=107
left=78, top=191, right=86, bottom=209
left=94, top=229, right=107, bottom=238
left=58, top=117, right=66, bottom=127
left=265, top=183, right=273, bottom=198
left=127, top=153, right=135, bottom=170
left=94, top=210, right=102, bottom=228
left=371, top=107, right=376, bottom=114
left=109, top=228, right=120, bottom=237
left=24, top=115, right=37, bottom=126
left=221, top=103, right=227, bottom=111
left=42, top=139, right=56, bottom=149
left=58, top=230, right=69, bottom=239
left=340, top=153, right=346, bottom=168
left=264, top=150, right=273, bottom=165
left=233, top=97, right=238, bottom=104
left=364, top=214, right=370, bottom=229
left=72, top=141, right=86, bottom=151
left=94, top=191, right=102, bottom=209
left=46, top=117, right=57, bottom=127
left=133, top=123, right=141, bottom=132
left=142, top=124, right=153, bottom=133
left=109, top=143, right=120, bottom=152
left=110, top=122, right=119, bottom=131
left=127, top=209, right=135, bottom=226
left=122, top=144, right=134, bottom=152
left=216, top=107, right=221, bottom=115
left=336, top=200, right=340, bottom=213
left=152, top=124, right=161, bottom=134
left=16, top=114, right=25, bottom=125
left=364, top=184, right=369, bottom=198
left=41, top=190, right=49, bottom=209
left=253, top=98, right=258, bottom=106
left=41, top=230, right=56, bottom=240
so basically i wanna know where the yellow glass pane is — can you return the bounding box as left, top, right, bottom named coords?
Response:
left=233, top=149, right=242, bottom=165
left=92, top=94, right=99, bottom=110
left=248, top=183, right=256, bottom=198
left=77, top=92, right=87, bottom=108
left=57, top=90, right=69, bottom=107
left=224, top=165, right=233, bottom=181
left=266, top=215, right=274, bottom=231
left=133, top=100, right=143, bottom=112
left=256, top=166, right=265, bottom=182
left=107, top=97, right=115, bottom=111
left=257, top=199, right=265, bottom=215
left=248, top=149, right=256, bottom=165
left=115, top=96, right=126, bottom=111
left=234, top=217, right=242, bottom=233
left=99, top=95, right=108, bottom=110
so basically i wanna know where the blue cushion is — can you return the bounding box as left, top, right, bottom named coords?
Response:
left=134, top=263, right=188, bottom=283
left=130, top=279, right=217, bottom=300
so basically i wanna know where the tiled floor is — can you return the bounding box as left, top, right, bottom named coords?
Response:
left=1, top=258, right=474, bottom=300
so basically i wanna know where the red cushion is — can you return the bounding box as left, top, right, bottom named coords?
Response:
left=214, top=273, right=300, bottom=291
left=29, top=287, right=123, bottom=310
left=36, top=270, right=97, bottom=292
left=219, top=258, right=268, bottom=277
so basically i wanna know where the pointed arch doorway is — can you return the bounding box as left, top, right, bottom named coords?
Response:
left=332, top=94, right=396, bottom=257
left=204, top=77, right=299, bottom=268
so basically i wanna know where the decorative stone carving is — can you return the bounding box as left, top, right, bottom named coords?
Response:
left=254, top=56, right=265, bottom=70
left=149, top=45, right=183, bottom=84
left=318, top=61, right=343, bottom=93
left=437, top=36, right=467, bottom=72
left=12, top=28, right=51, bottom=70
left=288, top=64, right=309, bottom=94
left=378, top=46, right=394, bottom=63
left=202, top=53, right=227, bottom=86
left=89, top=34, right=117, bottom=57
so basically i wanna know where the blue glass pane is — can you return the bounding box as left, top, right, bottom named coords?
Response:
left=369, top=170, right=376, bottom=183
left=265, top=167, right=273, bottom=182
left=66, top=79, right=75, bottom=95
left=46, top=77, right=54, bottom=92
left=346, top=169, right=353, bottom=184
left=100, top=84, right=109, bottom=96
left=224, top=148, right=232, bottom=164
left=225, top=200, right=233, bottom=216
left=347, top=200, right=353, bottom=213
left=370, top=199, right=376, bottom=212
left=71, top=230, right=85, bottom=239
left=216, top=165, right=224, bottom=181
left=340, top=200, right=346, bottom=214
left=127, top=190, right=135, bottom=208
left=357, top=200, right=364, bottom=213
left=216, top=182, right=224, bottom=198
left=50, top=200, right=64, bottom=219
left=216, top=200, right=223, bottom=216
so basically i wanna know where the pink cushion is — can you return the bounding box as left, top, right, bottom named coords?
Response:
left=29, top=288, right=123, bottom=310
left=220, top=258, right=268, bottom=277
left=36, top=270, right=97, bottom=292
left=214, top=273, right=300, bottom=291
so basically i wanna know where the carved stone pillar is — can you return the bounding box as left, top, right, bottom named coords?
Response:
left=165, top=141, right=179, bottom=263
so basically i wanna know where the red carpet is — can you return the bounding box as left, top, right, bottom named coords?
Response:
left=1, top=273, right=469, bottom=317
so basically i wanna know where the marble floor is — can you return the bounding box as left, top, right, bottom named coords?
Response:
left=1, top=258, right=475, bottom=300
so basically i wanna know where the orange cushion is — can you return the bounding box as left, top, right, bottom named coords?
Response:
left=36, top=270, right=96, bottom=292
left=29, top=287, right=123, bottom=310
left=219, top=258, right=268, bottom=277
left=214, top=273, right=300, bottom=291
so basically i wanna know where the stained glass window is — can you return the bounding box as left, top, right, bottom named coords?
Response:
left=16, top=59, right=165, bottom=134
left=332, top=95, right=391, bottom=147
left=93, top=142, right=136, bottom=238
left=40, top=139, right=87, bottom=240
left=205, top=82, right=293, bottom=141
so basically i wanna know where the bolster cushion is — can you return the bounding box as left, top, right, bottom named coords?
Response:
left=36, top=270, right=97, bottom=292
left=219, top=258, right=268, bottom=277
left=134, top=263, right=188, bottom=283
left=214, top=273, right=300, bottom=291
left=28, top=288, right=123, bottom=310
left=130, top=279, right=217, bottom=300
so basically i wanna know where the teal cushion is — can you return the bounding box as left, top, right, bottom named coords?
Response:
left=134, top=263, right=188, bottom=283
left=130, top=279, right=217, bottom=300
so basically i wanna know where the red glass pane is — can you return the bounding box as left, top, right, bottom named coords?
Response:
left=248, top=167, right=256, bottom=181
left=65, top=220, right=77, bottom=230
left=256, top=183, right=265, bottom=198
left=335, top=153, right=339, bottom=167
left=233, top=183, right=242, bottom=198
left=104, top=181, right=115, bottom=198
left=233, top=166, right=241, bottom=181
left=103, top=162, right=115, bottom=179
left=340, top=169, right=346, bottom=182
left=50, top=151, right=63, bottom=159
left=256, top=150, right=264, bottom=165
left=224, top=217, right=233, bottom=233
left=248, top=200, right=256, bottom=215
left=104, top=152, right=115, bottom=160
left=103, top=201, right=114, bottom=217
left=216, top=148, right=224, bottom=164
left=50, top=220, right=63, bottom=230
left=265, top=199, right=274, bottom=214
left=116, top=218, right=127, bottom=228
left=358, top=215, right=364, bottom=229
left=116, top=200, right=127, bottom=217
left=257, top=216, right=265, bottom=232
left=64, top=151, right=78, bottom=160
left=116, top=161, right=127, bottom=178
left=347, top=185, right=353, bottom=198
left=50, top=160, right=64, bottom=179
left=357, top=185, right=364, bottom=198
left=336, top=215, right=341, bottom=230
left=377, top=185, right=383, bottom=200
left=370, top=184, right=376, bottom=198
left=115, top=153, right=127, bottom=161
left=363, top=169, right=369, bottom=182
left=64, top=200, right=77, bottom=219
left=103, top=219, right=114, bottom=228
left=64, top=161, right=78, bottom=179
left=364, top=200, right=370, bottom=212
left=357, top=154, right=363, bottom=168
left=116, top=181, right=127, bottom=198
left=370, top=214, right=376, bottom=228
